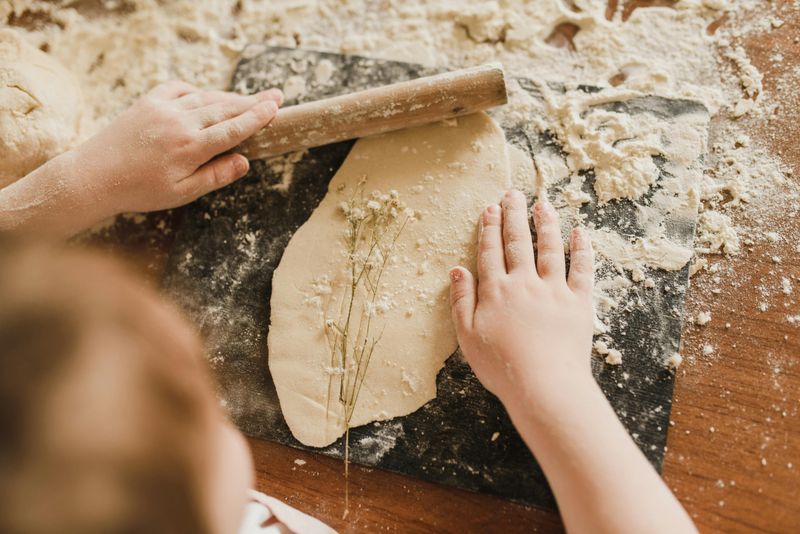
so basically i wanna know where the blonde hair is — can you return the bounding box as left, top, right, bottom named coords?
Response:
left=0, top=237, right=216, bottom=534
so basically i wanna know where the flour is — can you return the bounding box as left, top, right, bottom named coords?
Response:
left=4, top=0, right=795, bottom=372
left=282, top=75, right=307, bottom=101
left=593, top=339, right=623, bottom=366
left=536, top=86, right=664, bottom=203
left=695, top=311, right=712, bottom=326
left=667, top=352, right=684, bottom=369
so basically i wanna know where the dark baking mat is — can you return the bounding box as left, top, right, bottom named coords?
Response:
left=162, top=47, right=707, bottom=509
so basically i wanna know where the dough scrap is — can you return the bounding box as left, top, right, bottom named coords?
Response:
left=268, top=112, right=510, bottom=447
left=0, top=29, right=83, bottom=188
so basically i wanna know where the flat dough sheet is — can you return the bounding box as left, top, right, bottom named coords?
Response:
left=268, top=112, right=511, bottom=447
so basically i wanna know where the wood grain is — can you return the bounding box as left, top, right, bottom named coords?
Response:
left=248, top=438, right=563, bottom=533
left=661, top=4, right=800, bottom=533
left=239, top=63, right=507, bottom=159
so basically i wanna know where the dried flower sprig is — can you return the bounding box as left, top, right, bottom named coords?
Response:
left=323, top=177, right=415, bottom=517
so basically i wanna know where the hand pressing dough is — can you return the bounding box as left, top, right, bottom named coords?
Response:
left=268, top=112, right=511, bottom=447
left=0, top=30, right=83, bottom=188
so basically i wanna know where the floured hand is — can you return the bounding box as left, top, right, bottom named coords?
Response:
left=0, top=81, right=282, bottom=238
left=74, top=81, right=283, bottom=214
left=448, top=189, right=595, bottom=408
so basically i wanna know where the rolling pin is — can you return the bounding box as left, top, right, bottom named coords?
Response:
left=239, top=63, right=508, bottom=160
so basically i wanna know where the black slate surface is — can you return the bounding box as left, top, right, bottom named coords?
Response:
left=162, top=47, right=707, bottom=509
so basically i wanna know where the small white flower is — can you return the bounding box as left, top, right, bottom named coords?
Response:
left=349, top=207, right=366, bottom=220
left=366, top=200, right=381, bottom=211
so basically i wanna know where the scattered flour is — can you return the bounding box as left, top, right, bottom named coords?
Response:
left=3, top=0, right=795, bottom=372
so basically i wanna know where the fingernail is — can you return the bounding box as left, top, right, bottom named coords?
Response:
left=234, top=155, right=249, bottom=175
left=262, top=100, right=278, bottom=114
left=487, top=204, right=500, bottom=214
left=270, top=88, right=284, bottom=106
left=449, top=268, right=463, bottom=282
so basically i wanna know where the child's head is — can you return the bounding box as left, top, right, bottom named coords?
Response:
left=0, top=237, right=253, bottom=534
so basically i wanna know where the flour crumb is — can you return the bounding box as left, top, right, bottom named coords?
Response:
left=695, top=311, right=712, bottom=326
left=667, top=353, right=684, bottom=369
left=781, top=278, right=793, bottom=296
left=594, top=339, right=623, bottom=366
left=313, top=59, right=335, bottom=85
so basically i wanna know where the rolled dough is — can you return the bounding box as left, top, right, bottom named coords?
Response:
left=268, top=112, right=511, bottom=447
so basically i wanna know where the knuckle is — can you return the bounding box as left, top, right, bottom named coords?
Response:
left=537, top=253, right=559, bottom=272
left=573, top=251, right=594, bottom=270
left=174, top=129, right=196, bottom=149
left=479, top=281, right=501, bottom=299
left=220, top=101, right=237, bottom=115
left=504, top=242, right=525, bottom=265
left=571, top=259, right=589, bottom=274
left=504, top=224, right=529, bottom=242
left=182, top=93, right=201, bottom=107
left=479, top=238, right=496, bottom=253
left=180, top=179, right=203, bottom=201
left=224, top=122, right=243, bottom=139
left=138, top=95, right=161, bottom=112
left=450, top=289, right=468, bottom=307
left=211, top=164, right=227, bottom=187
left=250, top=104, right=272, bottom=123
left=151, top=81, right=172, bottom=94
left=523, top=277, right=539, bottom=292
left=485, top=214, right=502, bottom=227
left=538, top=234, right=564, bottom=253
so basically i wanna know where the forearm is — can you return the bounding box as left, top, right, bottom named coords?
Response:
left=505, top=374, right=696, bottom=534
left=0, top=149, right=112, bottom=239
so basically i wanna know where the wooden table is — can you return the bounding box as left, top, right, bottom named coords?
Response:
left=91, top=6, right=799, bottom=533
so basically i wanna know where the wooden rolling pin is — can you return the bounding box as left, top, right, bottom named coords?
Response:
left=239, top=63, right=507, bottom=159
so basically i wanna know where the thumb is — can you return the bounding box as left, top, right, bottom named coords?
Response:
left=178, top=153, right=249, bottom=201
left=449, top=266, right=476, bottom=336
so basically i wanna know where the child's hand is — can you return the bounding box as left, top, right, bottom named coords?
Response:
left=448, top=190, right=595, bottom=409
left=74, top=81, right=283, bottom=215
left=450, top=191, right=697, bottom=534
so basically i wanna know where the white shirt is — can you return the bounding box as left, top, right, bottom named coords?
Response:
left=237, top=490, right=337, bottom=534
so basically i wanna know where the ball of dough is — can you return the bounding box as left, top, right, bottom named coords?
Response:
left=0, top=30, right=83, bottom=188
